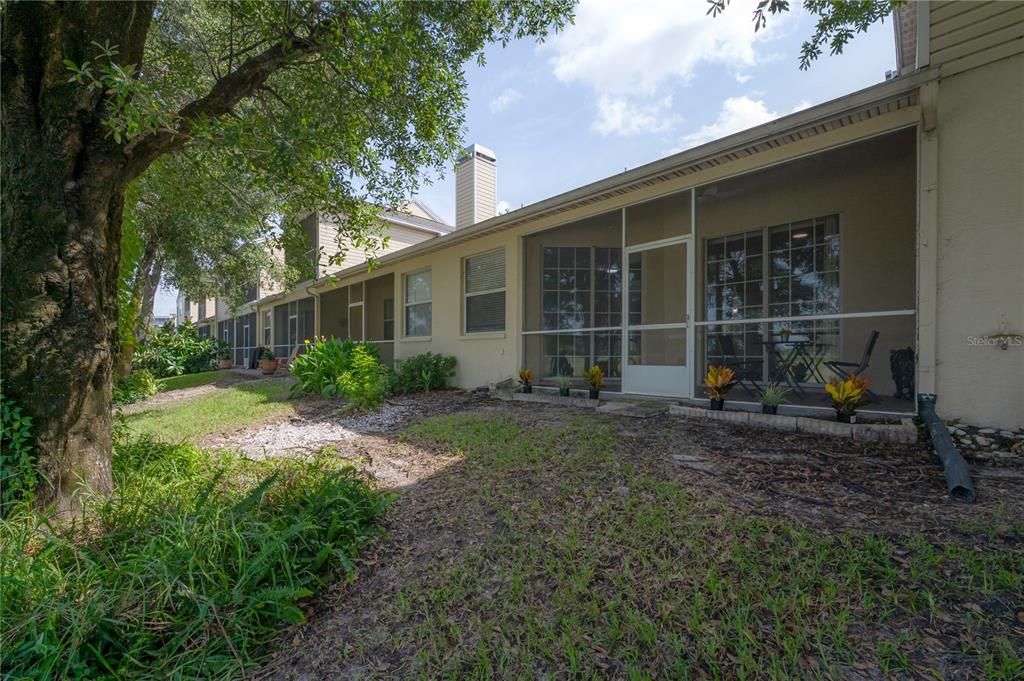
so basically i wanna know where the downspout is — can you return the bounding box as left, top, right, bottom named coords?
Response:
left=917, top=394, right=976, bottom=503
left=306, top=283, right=321, bottom=339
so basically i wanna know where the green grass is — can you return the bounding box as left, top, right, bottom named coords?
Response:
left=343, top=413, right=1023, bottom=680
left=0, top=436, right=389, bottom=680
left=126, top=379, right=295, bottom=442
left=155, top=370, right=223, bottom=392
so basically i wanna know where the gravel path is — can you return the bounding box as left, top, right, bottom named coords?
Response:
left=215, top=404, right=417, bottom=459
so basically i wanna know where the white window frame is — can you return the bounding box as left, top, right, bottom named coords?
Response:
left=463, top=248, right=506, bottom=335
left=404, top=268, right=432, bottom=338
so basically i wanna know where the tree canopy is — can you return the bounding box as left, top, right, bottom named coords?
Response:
left=1, top=0, right=575, bottom=513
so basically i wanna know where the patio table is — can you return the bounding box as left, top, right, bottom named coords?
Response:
left=762, top=339, right=827, bottom=395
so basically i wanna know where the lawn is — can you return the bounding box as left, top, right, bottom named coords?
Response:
left=269, top=408, right=1024, bottom=680
left=124, top=378, right=297, bottom=442
left=155, top=370, right=223, bottom=392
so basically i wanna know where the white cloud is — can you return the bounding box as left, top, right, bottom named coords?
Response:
left=545, top=0, right=789, bottom=97
left=733, top=72, right=752, bottom=84
left=593, top=95, right=680, bottom=136
left=789, top=99, right=812, bottom=113
left=496, top=199, right=513, bottom=215
left=489, top=88, right=523, bottom=113
left=676, top=95, right=783, bottom=150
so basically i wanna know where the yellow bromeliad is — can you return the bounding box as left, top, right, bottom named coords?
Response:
left=825, top=373, right=869, bottom=414
left=518, top=368, right=533, bottom=386
left=704, top=365, right=736, bottom=400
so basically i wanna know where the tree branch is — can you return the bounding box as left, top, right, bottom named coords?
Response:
left=121, top=13, right=345, bottom=181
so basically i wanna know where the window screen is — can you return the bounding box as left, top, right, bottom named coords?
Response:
left=464, top=249, right=505, bottom=333
left=405, top=270, right=431, bottom=337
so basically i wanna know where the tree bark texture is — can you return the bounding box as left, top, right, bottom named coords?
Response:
left=1, top=2, right=154, bottom=514
left=133, top=239, right=161, bottom=345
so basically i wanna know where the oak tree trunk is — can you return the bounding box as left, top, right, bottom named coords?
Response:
left=1, top=2, right=154, bottom=514
left=134, top=242, right=162, bottom=344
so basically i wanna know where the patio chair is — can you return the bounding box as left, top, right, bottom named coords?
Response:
left=824, top=330, right=880, bottom=399
left=718, top=333, right=764, bottom=395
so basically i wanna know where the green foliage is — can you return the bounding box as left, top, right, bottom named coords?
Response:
left=290, top=337, right=388, bottom=410
left=112, top=370, right=158, bottom=406
left=65, top=1, right=575, bottom=302
left=117, top=190, right=145, bottom=354
left=707, top=0, right=903, bottom=70
left=0, top=436, right=389, bottom=679
left=135, top=322, right=222, bottom=377
left=335, top=346, right=389, bottom=411
left=757, top=381, right=791, bottom=407
left=390, top=352, right=457, bottom=394
left=1, top=384, right=35, bottom=515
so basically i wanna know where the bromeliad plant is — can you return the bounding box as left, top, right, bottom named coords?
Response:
left=757, top=381, right=790, bottom=414
left=825, top=373, right=870, bottom=422
left=704, top=365, right=737, bottom=408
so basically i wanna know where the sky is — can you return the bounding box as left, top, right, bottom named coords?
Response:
left=155, top=0, right=896, bottom=315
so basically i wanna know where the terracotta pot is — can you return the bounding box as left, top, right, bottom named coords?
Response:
left=218, top=358, right=233, bottom=370
left=709, top=398, right=724, bottom=411
left=259, top=359, right=277, bottom=375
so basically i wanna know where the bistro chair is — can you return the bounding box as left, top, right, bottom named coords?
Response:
left=824, top=330, right=880, bottom=399
left=718, top=333, right=764, bottom=395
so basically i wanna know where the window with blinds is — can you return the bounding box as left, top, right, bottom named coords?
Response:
left=464, top=249, right=505, bottom=333
left=405, top=269, right=432, bottom=337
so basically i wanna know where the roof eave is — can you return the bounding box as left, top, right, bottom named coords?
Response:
left=312, top=68, right=936, bottom=291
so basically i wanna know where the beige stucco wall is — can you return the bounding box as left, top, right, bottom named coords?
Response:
left=933, top=52, right=1024, bottom=429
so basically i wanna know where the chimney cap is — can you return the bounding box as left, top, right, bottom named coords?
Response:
left=457, top=143, right=496, bottom=165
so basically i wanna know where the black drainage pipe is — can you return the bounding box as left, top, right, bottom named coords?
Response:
left=918, top=394, right=976, bottom=503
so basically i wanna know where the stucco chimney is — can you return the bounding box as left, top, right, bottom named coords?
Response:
left=454, top=144, right=496, bottom=229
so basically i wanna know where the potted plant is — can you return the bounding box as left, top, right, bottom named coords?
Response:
left=518, top=368, right=534, bottom=394
left=556, top=374, right=572, bottom=397
left=704, top=365, right=736, bottom=410
left=757, top=382, right=790, bottom=415
left=825, top=373, right=869, bottom=423
left=258, top=348, right=277, bottom=375
left=218, top=349, right=233, bottom=370
left=583, top=365, right=604, bottom=400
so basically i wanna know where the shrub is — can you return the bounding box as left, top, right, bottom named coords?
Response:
left=335, top=344, right=389, bottom=410
left=135, top=322, right=222, bottom=377
left=112, top=369, right=158, bottom=406
left=0, top=436, right=389, bottom=679
left=290, top=337, right=388, bottom=409
left=0, top=384, right=35, bottom=515
left=390, top=352, right=456, bottom=394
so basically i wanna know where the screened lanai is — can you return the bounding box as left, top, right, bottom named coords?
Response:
left=320, top=273, right=396, bottom=365
left=521, top=128, right=918, bottom=413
